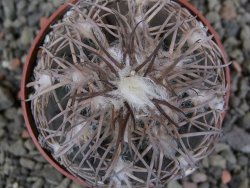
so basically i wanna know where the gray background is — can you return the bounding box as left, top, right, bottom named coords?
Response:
left=0, top=0, right=250, bottom=187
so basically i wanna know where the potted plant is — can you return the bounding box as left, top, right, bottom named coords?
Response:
left=21, top=0, right=230, bottom=187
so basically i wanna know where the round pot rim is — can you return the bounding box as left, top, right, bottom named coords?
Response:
left=20, top=0, right=230, bottom=186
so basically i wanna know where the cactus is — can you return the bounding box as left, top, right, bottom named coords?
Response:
left=27, top=0, right=228, bottom=187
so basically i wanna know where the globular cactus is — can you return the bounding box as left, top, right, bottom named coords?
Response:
left=27, top=0, right=229, bottom=187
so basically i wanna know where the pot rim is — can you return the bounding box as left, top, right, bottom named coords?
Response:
left=20, top=0, right=230, bottom=186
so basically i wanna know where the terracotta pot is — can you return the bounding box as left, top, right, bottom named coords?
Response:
left=20, top=0, right=230, bottom=186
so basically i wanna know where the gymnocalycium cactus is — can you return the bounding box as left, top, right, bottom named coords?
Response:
left=27, top=0, right=229, bottom=187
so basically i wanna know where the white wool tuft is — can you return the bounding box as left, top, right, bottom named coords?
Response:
left=187, top=29, right=207, bottom=46
left=72, top=70, right=84, bottom=83
left=184, top=168, right=196, bottom=176
left=92, top=75, right=169, bottom=112
left=62, top=8, right=75, bottom=21
left=187, top=21, right=207, bottom=46
left=97, top=181, right=104, bottom=186
left=50, top=142, right=61, bottom=154
left=177, top=155, right=190, bottom=169
left=189, top=89, right=224, bottom=111
left=177, top=155, right=196, bottom=177
left=76, top=21, right=94, bottom=39
left=44, top=35, right=50, bottom=44
left=108, top=44, right=142, bottom=67
left=159, top=134, right=177, bottom=159
left=92, top=96, right=110, bottom=109
left=117, top=76, right=168, bottom=111
left=114, top=158, right=127, bottom=173
left=65, top=10, right=73, bottom=17
left=92, top=95, right=124, bottom=110
left=209, top=96, right=224, bottom=111
left=118, top=66, right=132, bottom=78
left=38, top=74, right=52, bottom=89
left=198, top=21, right=205, bottom=29
left=191, top=90, right=208, bottom=104
left=151, top=126, right=177, bottom=159
left=108, top=46, right=123, bottom=62
left=112, top=157, right=131, bottom=187
left=2, top=60, right=10, bottom=69
left=176, top=58, right=192, bottom=68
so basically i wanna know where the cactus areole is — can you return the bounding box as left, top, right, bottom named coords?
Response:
left=21, top=0, right=230, bottom=187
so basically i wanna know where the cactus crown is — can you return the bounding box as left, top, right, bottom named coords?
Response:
left=28, top=0, right=228, bottom=187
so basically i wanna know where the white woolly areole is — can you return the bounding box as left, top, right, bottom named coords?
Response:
left=92, top=95, right=123, bottom=110
left=198, top=21, right=205, bottom=29
left=72, top=70, right=85, bottom=83
left=62, top=7, right=76, bottom=21
left=187, top=21, right=207, bottom=46
left=151, top=126, right=177, bottom=159
left=50, top=142, right=61, bottom=155
left=50, top=122, right=91, bottom=158
left=37, top=74, right=52, bottom=89
left=112, top=157, right=131, bottom=187
left=92, top=96, right=109, bottom=109
left=159, top=134, right=178, bottom=159
left=191, top=90, right=208, bottom=104
left=65, top=10, right=74, bottom=17
left=176, top=155, right=196, bottom=177
left=91, top=73, right=168, bottom=112
left=209, top=96, right=224, bottom=111
left=108, top=46, right=123, bottom=62
left=44, top=35, right=50, bottom=44
left=117, top=76, right=168, bottom=111
left=118, top=66, right=133, bottom=78
left=76, top=21, right=94, bottom=39
left=184, top=168, right=196, bottom=176
left=108, top=45, right=137, bottom=68
left=189, top=89, right=225, bottom=111
left=187, top=30, right=207, bottom=46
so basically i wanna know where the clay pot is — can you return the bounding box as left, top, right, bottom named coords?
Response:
left=20, top=0, right=230, bottom=186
